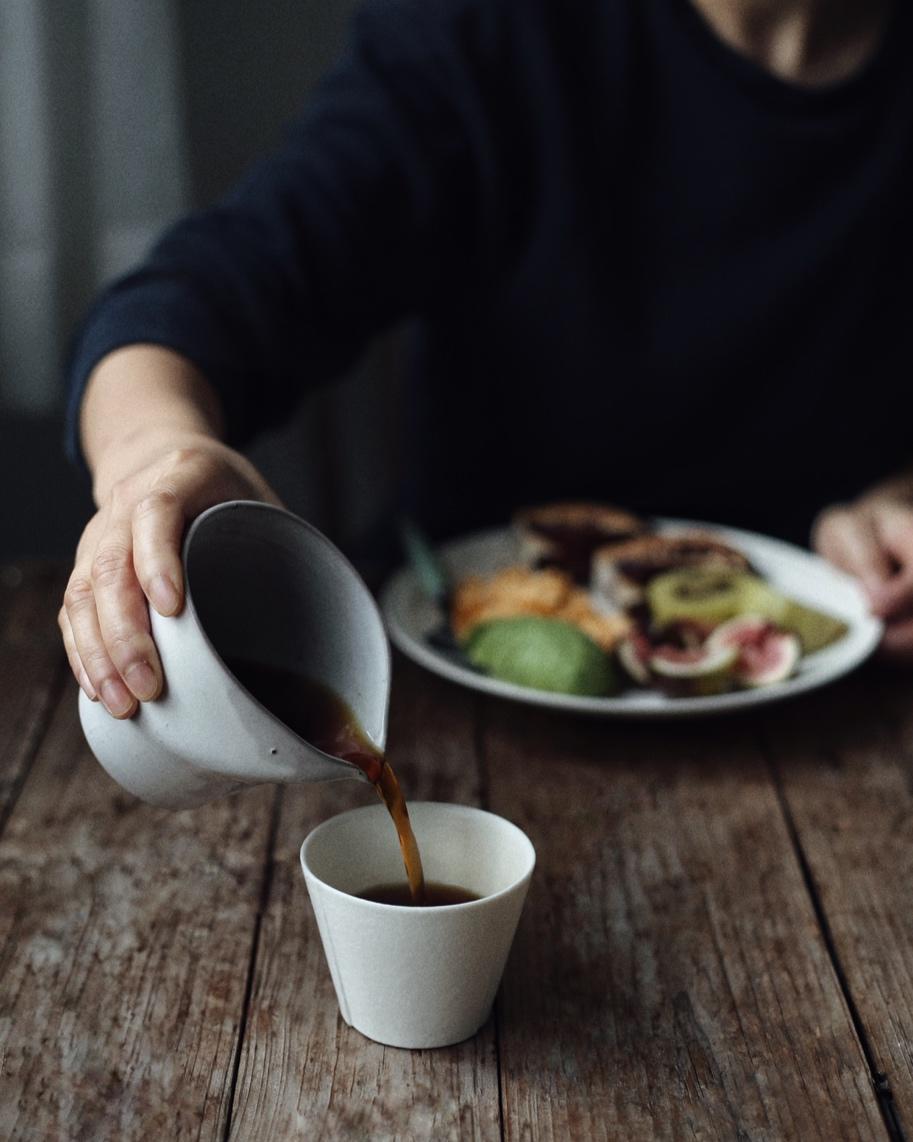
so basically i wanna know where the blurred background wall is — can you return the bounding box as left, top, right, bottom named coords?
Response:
left=0, top=0, right=402, bottom=562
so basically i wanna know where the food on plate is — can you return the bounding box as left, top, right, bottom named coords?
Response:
left=779, top=599, right=848, bottom=653
left=706, top=616, right=802, bottom=687
left=617, top=631, right=653, bottom=685
left=464, top=616, right=616, bottom=696
left=451, top=565, right=630, bottom=651
left=618, top=615, right=801, bottom=695
left=452, top=565, right=568, bottom=640
left=648, top=642, right=739, bottom=697
left=639, top=570, right=842, bottom=692
left=592, top=534, right=752, bottom=610
left=646, top=568, right=785, bottom=631
left=438, top=502, right=852, bottom=700
left=556, top=588, right=631, bottom=652
left=645, top=568, right=846, bottom=657
left=514, top=501, right=645, bottom=582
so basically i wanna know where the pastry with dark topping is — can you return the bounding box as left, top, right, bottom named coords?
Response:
left=592, top=533, right=752, bottom=610
left=514, top=501, right=645, bottom=583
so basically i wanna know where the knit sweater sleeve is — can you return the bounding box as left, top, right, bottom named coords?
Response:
left=64, top=0, right=500, bottom=464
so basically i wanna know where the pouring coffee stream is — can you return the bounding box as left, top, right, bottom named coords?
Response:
left=226, top=658, right=427, bottom=905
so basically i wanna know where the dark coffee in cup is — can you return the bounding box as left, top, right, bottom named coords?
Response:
left=358, top=883, right=479, bottom=906
left=228, top=659, right=426, bottom=903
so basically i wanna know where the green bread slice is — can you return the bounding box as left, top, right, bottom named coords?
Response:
left=465, top=616, right=616, bottom=696
left=647, top=570, right=789, bottom=629
left=780, top=599, right=849, bottom=654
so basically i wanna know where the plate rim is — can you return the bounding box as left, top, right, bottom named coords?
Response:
left=379, top=519, right=883, bottom=718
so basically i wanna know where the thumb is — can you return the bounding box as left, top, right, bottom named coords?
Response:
left=812, top=506, right=892, bottom=601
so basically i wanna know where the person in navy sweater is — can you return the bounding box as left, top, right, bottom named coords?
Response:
left=62, top=0, right=913, bottom=717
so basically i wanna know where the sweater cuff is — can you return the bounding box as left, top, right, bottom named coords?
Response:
left=63, top=277, right=250, bottom=474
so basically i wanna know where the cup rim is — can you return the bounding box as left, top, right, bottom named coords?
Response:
left=300, top=801, right=536, bottom=912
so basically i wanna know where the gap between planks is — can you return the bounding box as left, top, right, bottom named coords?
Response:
left=758, top=671, right=913, bottom=1137
left=222, top=786, right=285, bottom=1142
left=0, top=658, right=68, bottom=843
left=762, top=709, right=908, bottom=1142
left=0, top=564, right=70, bottom=842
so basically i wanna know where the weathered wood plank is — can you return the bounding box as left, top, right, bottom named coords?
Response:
left=0, top=564, right=68, bottom=826
left=227, top=658, right=501, bottom=1141
left=483, top=703, right=886, bottom=1141
left=764, top=667, right=913, bottom=1133
left=0, top=691, right=275, bottom=1142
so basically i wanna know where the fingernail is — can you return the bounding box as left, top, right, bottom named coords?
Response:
left=79, top=670, right=98, bottom=701
left=124, top=661, right=159, bottom=701
left=149, top=574, right=181, bottom=615
left=101, top=678, right=135, bottom=718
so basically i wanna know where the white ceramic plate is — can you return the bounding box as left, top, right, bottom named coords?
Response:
left=379, top=520, right=883, bottom=717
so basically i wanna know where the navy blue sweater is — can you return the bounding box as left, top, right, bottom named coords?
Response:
left=66, top=0, right=913, bottom=543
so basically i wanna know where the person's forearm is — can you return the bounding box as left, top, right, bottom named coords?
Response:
left=64, top=344, right=279, bottom=717
left=80, top=344, right=226, bottom=503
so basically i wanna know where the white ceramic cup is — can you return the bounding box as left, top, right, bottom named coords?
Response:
left=300, top=802, right=536, bottom=1049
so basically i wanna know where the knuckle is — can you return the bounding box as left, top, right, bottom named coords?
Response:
left=64, top=575, right=94, bottom=612
left=166, top=446, right=196, bottom=467
left=104, top=628, right=145, bottom=661
left=109, top=617, right=157, bottom=661
left=163, top=444, right=211, bottom=473
left=102, top=647, right=133, bottom=675
left=107, top=477, right=133, bottom=515
left=134, top=487, right=180, bottom=520
left=90, top=545, right=132, bottom=589
left=81, top=646, right=116, bottom=680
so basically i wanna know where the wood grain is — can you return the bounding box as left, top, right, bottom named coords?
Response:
left=0, top=565, right=67, bottom=826
left=5, top=565, right=911, bottom=1140
left=227, top=658, right=501, bottom=1141
left=0, top=692, right=275, bottom=1142
left=483, top=702, right=886, bottom=1141
left=764, top=667, right=913, bottom=1134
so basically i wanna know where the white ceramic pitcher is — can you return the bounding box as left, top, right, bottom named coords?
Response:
left=78, top=501, right=390, bottom=808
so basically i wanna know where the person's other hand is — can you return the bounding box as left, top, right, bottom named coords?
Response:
left=813, top=495, right=913, bottom=662
left=60, top=436, right=282, bottom=717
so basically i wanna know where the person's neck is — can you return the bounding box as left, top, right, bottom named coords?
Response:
left=688, top=0, right=893, bottom=87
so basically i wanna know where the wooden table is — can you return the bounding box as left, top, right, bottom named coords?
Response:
left=2, top=564, right=912, bottom=1140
